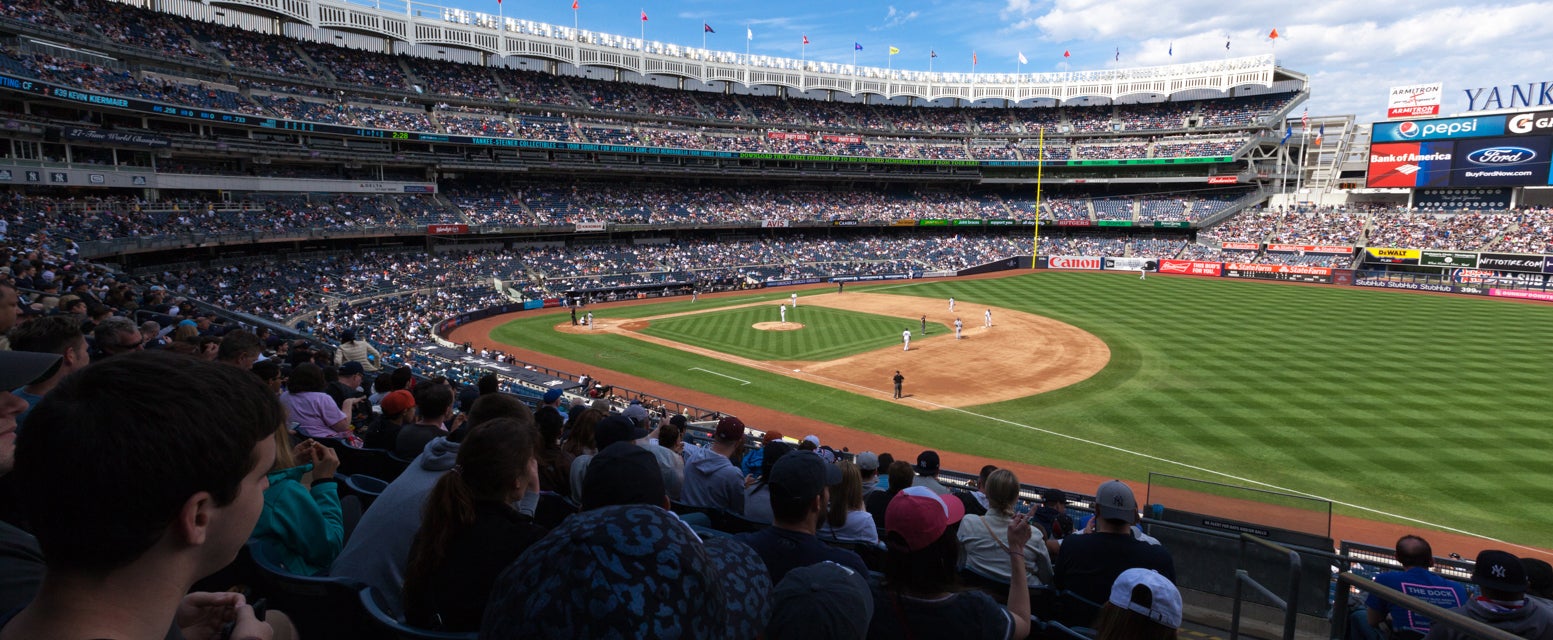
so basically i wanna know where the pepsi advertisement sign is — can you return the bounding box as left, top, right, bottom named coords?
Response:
left=1373, top=115, right=1506, bottom=142
left=1449, top=136, right=1551, bottom=186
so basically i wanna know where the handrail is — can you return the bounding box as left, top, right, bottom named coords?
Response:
left=1230, top=532, right=1302, bottom=640
left=1331, top=573, right=1523, bottom=640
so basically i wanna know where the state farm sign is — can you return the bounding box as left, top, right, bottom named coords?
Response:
left=1158, top=259, right=1223, bottom=277
left=1048, top=256, right=1103, bottom=270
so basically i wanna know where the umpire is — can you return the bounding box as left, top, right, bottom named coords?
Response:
left=893, top=370, right=904, bottom=399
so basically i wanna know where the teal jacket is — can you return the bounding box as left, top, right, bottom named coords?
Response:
left=251, top=464, right=344, bottom=576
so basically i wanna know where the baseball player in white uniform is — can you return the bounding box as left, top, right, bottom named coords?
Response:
left=984, top=309, right=992, bottom=328
left=949, top=297, right=955, bottom=312
left=954, top=318, right=963, bottom=339
left=586, top=312, right=594, bottom=329
left=1140, top=266, right=1147, bottom=280
left=902, top=329, right=911, bottom=351
left=791, top=293, right=798, bottom=308
left=780, top=304, right=787, bottom=324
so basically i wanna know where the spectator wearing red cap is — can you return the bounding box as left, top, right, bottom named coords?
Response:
left=681, top=416, right=748, bottom=514
left=362, top=389, right=415, bottom=451
left=868, top=486, right=1033, bottom=639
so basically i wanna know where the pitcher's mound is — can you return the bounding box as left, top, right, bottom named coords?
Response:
left=754, top=322, right=805, bottom=331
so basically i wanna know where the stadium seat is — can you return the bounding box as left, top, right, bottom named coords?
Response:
left=247, top=539, right=371, bottom=638
left=359, top=586, right=478, bottom=640
left=318, top=438, right=411, bottom=481
left=338, top=473, right=390, bottom=510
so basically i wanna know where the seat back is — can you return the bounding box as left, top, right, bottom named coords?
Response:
left=359, top=587, right=479, bottom=640
left=247, top=540, right=371, bottom=638
left=319, top=439, right=410, bottom=481
left=339, top=473, right=390, bottom=510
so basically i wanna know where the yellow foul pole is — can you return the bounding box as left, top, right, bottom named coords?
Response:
left=1032, top=126, right=1043, bottom=268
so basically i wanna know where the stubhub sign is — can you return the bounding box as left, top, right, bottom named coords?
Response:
left=1373, top=115, right=1506, bottom=142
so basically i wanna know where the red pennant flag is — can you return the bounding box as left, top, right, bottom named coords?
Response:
left=1063, top=50, right=1070, bottom=58
left=572, top=0, right=578, bottom=7
left=640, top=10, right=647, bottom=20
left=802, top=35, right=809, bottom=45
left=972, top=51, right=978, bottom=65
left=1269, top=28, right=1279, bottom=39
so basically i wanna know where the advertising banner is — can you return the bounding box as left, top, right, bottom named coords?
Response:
left=1096, top=220, right=1133, bottom=227
left=426, top=224, right=469, bottom=235
left=760, top=220, right=791, bottom=228
left=574, top=221, right=607, bottom=232
left=1207, top=176, right=1239, bottom=184
left=1420, top=250, right=1479, bottom=268
left=1353, top=277, right=1458, bottom=293
left=1047, top=256, right=1104, bottom=270
left=1477, top=252, right=1546, bottom=273
left=918, top=219, right=950, bottom=226
left=987, top=219, right=1017, bottom=226
left=1367, top=141, right=1454, bottom=188
left=1490, top=288, right=1553, bottom=302
left=1412, top=188, right=1513, bottom=210
left=1224, top=262, right=1333, bottom=283
left=1506, top=111, right=1553, bottom=136
left=62, top=126, right=171, bottom=148
left=1152, top=221, right=1191, bottom=228
left=831, top=220, right=860, bottom=226
left=1448, top=136, right=1552, bottom=187
left=1387, top=83, right=1444, bottom=119
left=1056, top=220, right=1092, bottom=227
left=1158, top=259, right=1223, bottom=277
left=952, top=219, right=984, bottom=226
left=1372, top=115, right=1505, bottom=142
left=1221, top=242, right=1261, bottom=251
left=892, top=220, right=918, bottom=226
left=1105, top=257, right=1149, bottom=271
left=1265, top=244, right=1353, bottom=254
left=822, top=134, right=862, bottom=143
left=1364, top=248, right=1422, bottom=264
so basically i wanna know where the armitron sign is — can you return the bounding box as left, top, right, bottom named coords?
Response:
left=1388, top=83, right=1443, bottom=118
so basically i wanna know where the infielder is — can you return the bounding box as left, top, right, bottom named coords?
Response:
left=954, top=318, right=963, bottom=340
left=949, top=297, right=955, bottom=312
left=586, top=312, right=594, bottom=329
left=791, top=292, right=798, bottom=308
left=902, top=329, right=911, bottom=351
left=984, top=309, right=992, bottom=328
left=780, top=304, right=787, bottom=324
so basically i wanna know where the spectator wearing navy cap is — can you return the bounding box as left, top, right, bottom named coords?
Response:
left=681, top=416, right=748, bottom=514
left=567, top=414, right=643, bottom=504
left=736, top=451, right=867, bottom=585
left=1424, top=550, right=1553, bottom=640
left=1054, top=480, right=1174, bottom=617
left=911, top=450, right=951, bottom=496
left=767, top=561, right=874, bottom=640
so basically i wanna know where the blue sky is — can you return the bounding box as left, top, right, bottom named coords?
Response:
left=448, top=0, right=1553, bottom=122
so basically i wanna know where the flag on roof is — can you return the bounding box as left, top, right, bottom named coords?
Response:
left=1225, top=38, right=1230, bottom=50
left=889, top=46, right=899, bottom=55
left=1301, top=107, right=1310, bottom=129
left=703, top=23, right=714, bottom=33
left=747, top=27, right=753, bottom=40
left=973, top=51, right=978, bottom=65
left=802, top=35, right=809, bottom=45
left=571, top=0, right=578, bottom=9
left=855, top=42, right=863, bottom=50
left=930, top=50, right=938, bottom=58
left=1114, top=48, right=1119, bottom=61
left=1269, top=28, right=1279, bottom=39
left=1017, top=52, right=1027, bottom=64
left=1063, top=50, right=1070, bottom=58
left=1168, top=42, right=1173, bottom=56
left=1281, top=125, right=1292, bottom=145
left=640, top=10, right=647, bottom=21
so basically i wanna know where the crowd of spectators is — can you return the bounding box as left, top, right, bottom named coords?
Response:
left=1365, top=211, right=1514, bottom=251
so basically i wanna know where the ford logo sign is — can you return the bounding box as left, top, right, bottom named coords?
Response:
left=1466, top=146, right=1535, bottom=165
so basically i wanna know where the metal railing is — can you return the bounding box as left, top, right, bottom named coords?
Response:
left=1230, top=533, right=1303, bottom=640
left=1331, top=573, right=1522, bottom=640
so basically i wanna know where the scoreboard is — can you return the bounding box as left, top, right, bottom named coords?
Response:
left=1366, top=111, right=1553, bottom=188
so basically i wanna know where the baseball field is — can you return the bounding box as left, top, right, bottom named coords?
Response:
left=481, top=271, right=1553, bottom=550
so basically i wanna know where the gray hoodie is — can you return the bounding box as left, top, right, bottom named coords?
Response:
left=679, top=444, right=745, bottom=514
left=1424, top=596, right=1553, bottom=640
left=330, top=436, right=460, bottom=617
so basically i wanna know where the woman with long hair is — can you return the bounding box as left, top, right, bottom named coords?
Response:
left=403, top=418, right=546, bottom=631
left=280, top=362, right=363, bottom=445
left=818, top=460, right=879, bottom=545
left=867, top=487, right=1032, bottom=639
left=866, top=461, right=915, bottom=528
left=958, top=468, right=1053, bottom=586
left=741, top=441, right=792, bottom=525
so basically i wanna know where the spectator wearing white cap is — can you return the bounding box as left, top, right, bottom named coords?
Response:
left=1095, top=568, right=1182, bottom=640
left=1054, top=480, right=1175, bottom=615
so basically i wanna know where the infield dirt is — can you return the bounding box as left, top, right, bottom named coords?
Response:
left=557, top=292, right=1109, bottom=408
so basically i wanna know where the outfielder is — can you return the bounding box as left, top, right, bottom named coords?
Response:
left=902, top=329, right=911, bottom=351
left=791, top=292, right=798, bottom=308
left=1140, top=266, right=1147, bottom=280
left=780, top=304, right=787, bottom=324
left=954, top=317, right=963, bottom=339
left=984, top=309, right=992, bottom=328
left=949, top=297, right=955, bottom=312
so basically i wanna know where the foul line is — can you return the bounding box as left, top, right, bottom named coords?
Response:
left=688, top=367, right=751, bottom=385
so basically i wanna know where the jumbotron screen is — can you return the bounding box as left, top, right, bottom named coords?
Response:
left=1366, top=111, right=1553, bottom=188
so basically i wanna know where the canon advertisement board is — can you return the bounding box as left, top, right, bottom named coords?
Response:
left=1046, top=256, right=1104, bottom=270
left=1387, top=83, right=1444, bottom=119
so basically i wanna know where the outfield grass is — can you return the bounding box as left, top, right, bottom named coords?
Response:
left=492, top=273, right=1553, bottom=547
left=640, top=305, right=948, bottom=361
